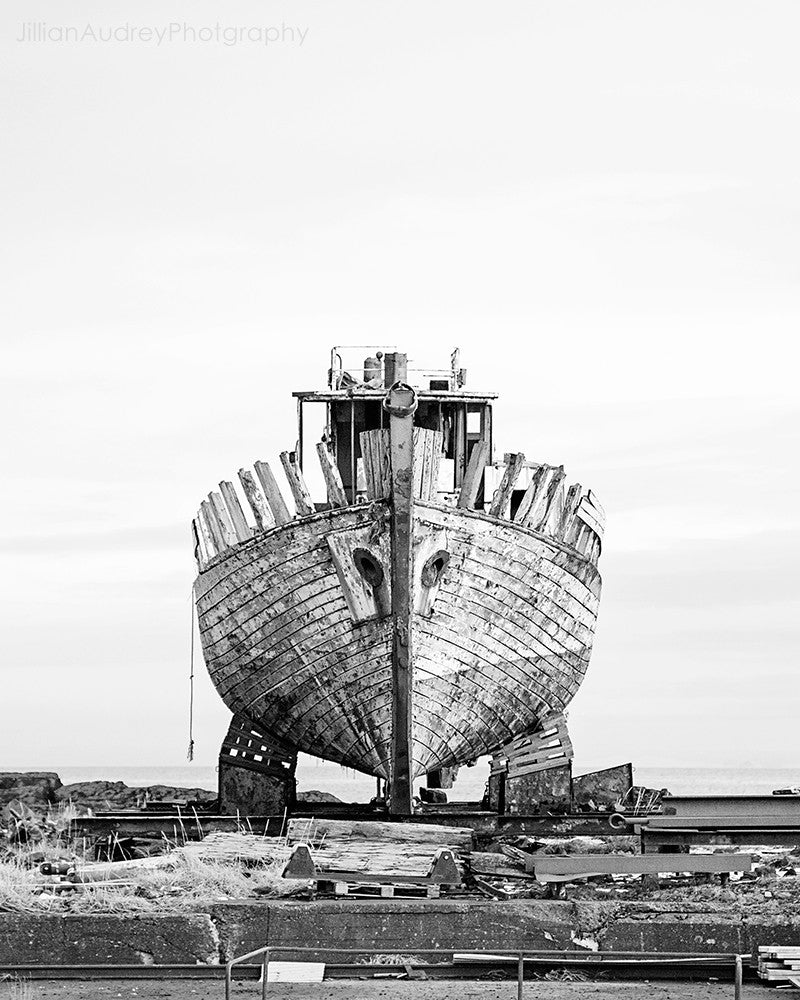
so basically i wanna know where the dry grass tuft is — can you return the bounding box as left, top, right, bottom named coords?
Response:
left=0, top=861, right=44, bottom=914
left=0, top=845, right=309, bottom=914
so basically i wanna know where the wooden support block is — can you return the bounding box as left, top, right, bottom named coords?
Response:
left=280, top=451, right=316, bottom=517
left=316, top=442, right=348, bottom=508
left=219, top=480, right=252, bottom=542
left=488, top=452, right=525, bottom=518
left=207, top=492, right=237, bottom=547
left=254, top=460, right=292, bottom=525
left=238, top=468, right=275, bottom=531
left=457, top=436, right=490, bottom=509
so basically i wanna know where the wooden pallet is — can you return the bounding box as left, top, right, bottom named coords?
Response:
left=316, top=880, right=442, bottom=899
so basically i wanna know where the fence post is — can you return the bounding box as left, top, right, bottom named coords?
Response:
left=734, top=954, right=742, bottom=1000
left=261, top=948, right=271, bottom=1000
left=517, top=952, right=524, bottom=999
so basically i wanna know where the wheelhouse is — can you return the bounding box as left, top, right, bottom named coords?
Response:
left=293, top=348, right=497, bottom=507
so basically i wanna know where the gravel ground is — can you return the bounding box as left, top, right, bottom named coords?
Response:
left=0, top=980, right=764, bottom=1000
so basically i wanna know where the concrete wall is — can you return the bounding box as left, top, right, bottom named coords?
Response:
left=2, top=901, right=799, bottom=966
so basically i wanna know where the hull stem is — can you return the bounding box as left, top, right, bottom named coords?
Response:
left=386, top=379, right=416, bottom=816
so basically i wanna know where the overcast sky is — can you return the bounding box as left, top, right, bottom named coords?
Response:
left=1, top=0, right=798, bottom=774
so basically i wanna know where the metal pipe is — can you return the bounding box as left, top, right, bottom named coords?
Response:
left=517, top=952, right=524, bottom=999
left=734, top=955, right=742, bottom=1000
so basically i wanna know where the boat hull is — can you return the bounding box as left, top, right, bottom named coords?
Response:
left=194, top=499, right=600, bottom=779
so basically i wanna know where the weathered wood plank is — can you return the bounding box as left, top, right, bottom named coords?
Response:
left=457, top=436, right=490, bottom=509
left=360, top=429, right=391, bottom=500
left=488, top=452, right=526, bottom=518
left=286, top=817, right=473, bottom=850
left=238, top=468, right=275, bottom=532
left=208, top=491, right=237, bottom=547
left=412, top=428, right=444, bottom=502
left=219, top=480, right=252, bottom=542
left=316, top=442, right=348, bottom=508
left=254, top=460, right=292, bottom=525
left=280, top=451, right=316, bottom=517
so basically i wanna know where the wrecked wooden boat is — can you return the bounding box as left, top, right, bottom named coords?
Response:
left=191, top=349, right=604, bottom=814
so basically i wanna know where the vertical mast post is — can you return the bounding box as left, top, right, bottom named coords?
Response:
left=384, top=355, right=415, bottom=816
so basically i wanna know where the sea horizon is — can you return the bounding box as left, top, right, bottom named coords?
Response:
left=4, top=761, right=799, bottom=801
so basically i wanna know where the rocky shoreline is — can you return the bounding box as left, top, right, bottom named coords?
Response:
left=0, top=771, right=216, bottom=816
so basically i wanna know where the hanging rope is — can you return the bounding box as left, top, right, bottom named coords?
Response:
left=187, top=588, right=195, bottom=762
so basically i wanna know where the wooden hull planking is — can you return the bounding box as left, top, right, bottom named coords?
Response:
left=194, top=491, right=601, bottom=781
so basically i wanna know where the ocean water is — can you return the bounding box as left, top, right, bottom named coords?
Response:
left=11, top=760, right=800, bottom=801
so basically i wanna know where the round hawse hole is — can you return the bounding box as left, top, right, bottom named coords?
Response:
left=353, top=548, right=384, bottom=588
left=421, top=549, right=450, bottom=587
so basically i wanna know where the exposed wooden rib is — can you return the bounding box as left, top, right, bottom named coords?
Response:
left=280, top=451, right=316, bottom=517
left=457, top=435, right=490, bottom=509
left=514, top=464, right=551, bottom=526
left=191, top=519, right=208, bottom=569
left=238, top=468, right=275, bottom=532
left=208, top=492, right=237, bottom=547
left=529, top=465, right=565, bottom=533
left=219, top=480, right=252, bottom=543
left=316, top=442, right=348, bottom=508
left=196, top=504, right=218, bottom=558
left=488, top=452, right=525, bottom=518
left=254, top=460, right=292, bottom=525
left=556, top=483, right=582, bottom=541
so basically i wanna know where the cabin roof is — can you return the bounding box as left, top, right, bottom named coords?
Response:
left=293, top=389, right=498, bottom=403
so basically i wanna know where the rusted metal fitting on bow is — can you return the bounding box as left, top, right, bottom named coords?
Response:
left=383, top=382, right=418, bottom=418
